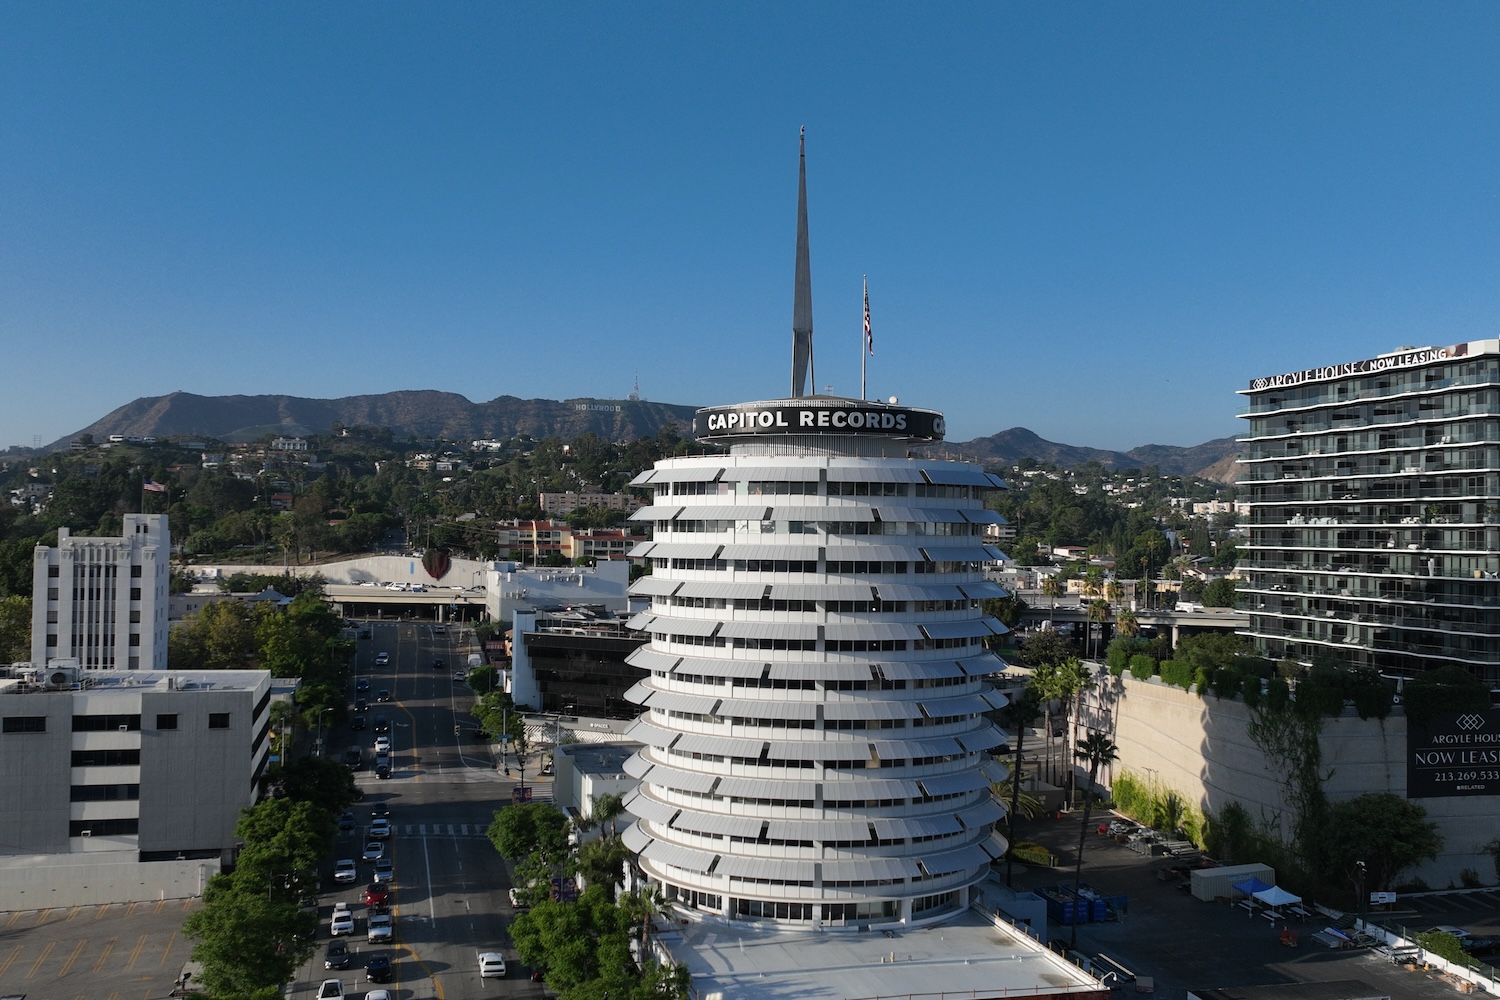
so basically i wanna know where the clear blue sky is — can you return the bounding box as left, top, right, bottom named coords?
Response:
left=5, top=3, right=1500, bottom=452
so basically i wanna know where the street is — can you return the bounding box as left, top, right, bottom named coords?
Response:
left=293, top=620, right=551, bottom=1000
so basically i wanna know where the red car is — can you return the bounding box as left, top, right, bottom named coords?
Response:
left=364, top=883, right=390, bottom=908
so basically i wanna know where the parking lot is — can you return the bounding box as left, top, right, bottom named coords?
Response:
left=1008, top=813, right=1500, bottom=999
left=0, top=898, right=196, bottom=1000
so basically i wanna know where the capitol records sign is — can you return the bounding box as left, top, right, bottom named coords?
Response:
left=694, top=401, right=945, bottom=442
left=1407, top=709, right=1500, bottom=798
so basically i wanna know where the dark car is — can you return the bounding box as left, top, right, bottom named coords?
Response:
left=375, top=763, right=391, bottom=779
left=350, top=715, right=367, bottom=731
left=373, top=715, right=390, bottom=734
left=337, top=811, right=356, bottom=833
left=370, top=801, right=389, bottom=819
left=324, top=940, right=350, bottom=970
left=342, top=749, right=362, bottom=769
left=432, top=657, right=445, bottom=669
left=354, top=698, right=367, bottom=712
left=356, top=678, right=371, bottom=692
left=376, top=689, right=392, bottom=703
left=365, top=954, right=393, bottom=983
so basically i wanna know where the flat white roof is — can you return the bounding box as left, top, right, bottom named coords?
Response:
left=664, top=906, right=1102, bottom=1000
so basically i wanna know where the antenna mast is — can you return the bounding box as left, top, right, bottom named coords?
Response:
left=791, top=127, right=815, bottom=397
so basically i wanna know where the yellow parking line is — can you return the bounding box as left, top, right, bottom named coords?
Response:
left=124, top=933, right=147, bottom=970
left=57, top=938, right=86, bottom=976
left=6, top=911, right=23, bottom=928
left=27, top=940, right=55, bottom=977
left=65, top=905, right=83, bottom=922
left=153, top=899, right=166, bottom=914
left=158, top=930, right=177, bottom=966
left=124, top=901, right=140, bottom=918
left=95, top=903, right=112, bottom=920
left=0, top=943, right=23, bottom=978
left=34, top=908, right=54, bottom=926
left=92, top=937, right=117, bottom=973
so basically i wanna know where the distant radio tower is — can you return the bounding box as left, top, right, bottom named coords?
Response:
left=628, top=371, right=642, bottom=401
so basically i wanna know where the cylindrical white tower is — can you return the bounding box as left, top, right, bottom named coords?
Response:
left=620, top=396, right=1012, bottom=930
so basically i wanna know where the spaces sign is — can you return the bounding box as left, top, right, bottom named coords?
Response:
left=1407, top=709, right=1500, bottom=798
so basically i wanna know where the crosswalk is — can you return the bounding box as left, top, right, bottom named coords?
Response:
left=377, top=823, right=491, bottom=837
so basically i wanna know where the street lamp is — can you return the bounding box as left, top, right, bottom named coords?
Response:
left=1354, top=860, right=1367, bottom=921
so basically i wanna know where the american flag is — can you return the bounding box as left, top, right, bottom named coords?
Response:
left=863, top=278, right=872, bottom=356
left=143, top=480, right=166, bottom=493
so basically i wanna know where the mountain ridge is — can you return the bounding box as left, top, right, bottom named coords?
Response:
left=54, top=391, right=1242, bottom=482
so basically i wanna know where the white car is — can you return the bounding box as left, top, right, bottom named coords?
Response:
left=317, top=979, right=345, bottom=1000
left=365, top=992, right=391, bottom=1000
left=369, top=817, right=391, bottom=839
left=374, top=651, right=390, bottom=664
left=332, top=859, right=358, bottom=883
left=362, top=841, right=384, bottom=862
left=373, top=736, right=392, bottom=754
left=367, top=912, right=394, bottom=943
left=330, top=902, right=354, bottom=936
left=478, top=951, right=507, bottom=978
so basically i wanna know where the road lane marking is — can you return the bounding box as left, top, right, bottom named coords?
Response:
left=159, top=930, right=178, bottom=966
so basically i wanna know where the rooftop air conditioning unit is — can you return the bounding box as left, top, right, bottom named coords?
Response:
left=45, top=666, right=80, bottom=690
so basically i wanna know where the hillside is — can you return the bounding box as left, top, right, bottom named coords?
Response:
left=56, top=391, right=700, bottom=448
left=929, top=427, right=1241, bottom=480
left=54, top=391, right=1241, bottom=479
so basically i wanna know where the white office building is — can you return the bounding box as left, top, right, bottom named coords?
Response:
left=620, top=395, right=1013, bottom=930
left=31, top=514, right=171, bottom=671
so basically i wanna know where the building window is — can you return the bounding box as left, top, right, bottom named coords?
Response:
left=72, top=714, right=142, bottom=732
left=71, top=783, right=141, bottom=801
left=2, top=716, right=47, bottom=734
left=156, top=714, right=178, bottom=730
left=72, top=749, right=141, bottom=766
left=45, top=633, right=57, bottom=647
left=129, top=588, right=141, bottom=600
left=47, top=566, right=59, bottom=578
left=128, top=633, right=141, bottom=646
left=209, top=713, right=230, bottom=729
left=130, top=565, right=142, bottom=577
left=70, top=819, right=139, bottom=837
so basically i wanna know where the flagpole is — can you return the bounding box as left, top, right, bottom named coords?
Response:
left=860, top=276, right=870, bottom=400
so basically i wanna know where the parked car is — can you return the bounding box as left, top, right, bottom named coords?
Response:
left=478, top=951, right=508, bottom=978
left=453, top=669, right=468, bottom=682
left=362, top=841, right=384, bottom=862
left=508, top=886, right=530, bottom=910
left=330, top=902, right=354, bottom=936
left=324, top=940, right=351, bottom=970
left=317, top=978, right=344, bottom=999
left=367, top=913, right=393, bottom=943
left=365, top=953, right=393, bottom=982
left=373, top=858, right=394, bottom=883
left=332, top=859, right=358, bottom=883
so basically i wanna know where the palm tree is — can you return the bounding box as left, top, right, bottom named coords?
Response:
left=1026, top=661, right=1063, bottom=785
left=1086, top=599, right=1110, bottom=660
left=1104, top=579, right=1123, bottom=607
left=1041, top=575, right=1064, bottom=610
left=1058, top=658, right=1094, bottom=799
left=998, top=686, right=1042, bottom=887
left=1081, top=566, right=1105, bottom=600
left=1069, top=732, right=1120, bottom=950
left=1115, top=608, right=1140, bottom=639
left=591, top=792, right=626, bottom=839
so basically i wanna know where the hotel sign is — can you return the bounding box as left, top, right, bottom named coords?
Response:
left=1407, top=709, right=1500, bottom=798
left=1248, top=343, right=1469, bottom=392
left=694, top=401, right=945, bottom=441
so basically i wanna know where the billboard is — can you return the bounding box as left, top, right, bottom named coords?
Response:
left=1407, top=709, right=1500, bottom=798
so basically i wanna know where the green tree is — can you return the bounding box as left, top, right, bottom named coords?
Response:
left=269, top=756, right=358, bottom=812
left=1040, top=575, right=1064, bottom=608
left=169, top=599, right=257, bottom=670
left=591, top=792, right=627, bottom=839
left=0, top=595, right=30, bottom=662
left=571, top=834, right=631, bottom=899
left=1200, top=577, right=1237, bottom=608
left=1068, top=732, right=1119, bottom=949
left=509, top=885, right=632, bottom=993
left=1086, top=598, right=1110, bottom=660
left=489, top=801, right=571, bottom=862
left=183, top=885, right=312, bottom=1000
left=1115, top=607, right=1140, bottom=639
left=1324, top=792, right=1442, bottom=893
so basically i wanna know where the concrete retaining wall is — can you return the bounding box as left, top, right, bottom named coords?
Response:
left=1099, top=673, right=1500, bottom=888
left=0, top=851, right=216, bottom=911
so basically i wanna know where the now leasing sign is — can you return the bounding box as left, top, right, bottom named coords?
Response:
left=1407, top=709, right=1500, bottom=798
